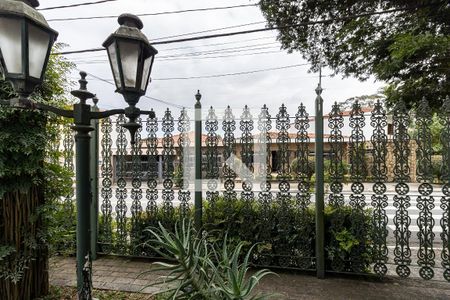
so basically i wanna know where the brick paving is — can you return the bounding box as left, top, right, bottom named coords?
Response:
left=50, top=256, right=450, bottom=299
left=49, top=256, right=162, bottom=294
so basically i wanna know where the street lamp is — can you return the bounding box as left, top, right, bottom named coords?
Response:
left=0, top=0, right=58, bottom=98
left=0, top=1, right=157, bottom=299
left=104, top=13, right=158, bottom=143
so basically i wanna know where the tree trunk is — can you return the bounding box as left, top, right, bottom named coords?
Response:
left=0, top=187, right=49, bottom=299
left=0, top=108, right=50, bottom=300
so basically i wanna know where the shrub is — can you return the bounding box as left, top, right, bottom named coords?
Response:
left=117, top=197, right=375, bottom=273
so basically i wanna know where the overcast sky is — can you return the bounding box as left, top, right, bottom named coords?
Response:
left=39, top=0, right=385, bottom=119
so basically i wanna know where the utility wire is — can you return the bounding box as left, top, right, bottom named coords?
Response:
left=156, top=42, right=280, bottom=58
left=65, top=36, right=278, bottom=60
left=77, top=63, right=311, bottom=82
left=79, top=69, right=185, bottom=109
left=72, top=49, right=284, bottom=64
left=159, top=49, right=284, bottom=61
left=152, top=21, right=266, bottom=41
left=47, top=3, right=258, bottom=21
left=38, top=0, right=118, bottom=11
left=71, top=43, right=281, bottom=62
left=71, top=46, right=282, bottom=64
left=152, top=63, right=310, bottom=81
left=54, top=21, right=267, bottom=55
left=53, top=6, right=420, bottom=56
left=157, top=36, right=277, bottom=52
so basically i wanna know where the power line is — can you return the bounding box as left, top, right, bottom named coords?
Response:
left=71, top=43, right=280, bottom=62
left=152, top=21, right=266, bottom=41
left=78, top=69, right=185, bottom=109
left=157, top=42, right=280, bottom=58
left=47, top=3, right=258, bottom=22
left=38, top=0, right=118, bottom=11
left=65, top=36, right=278, bottom=60
left=72, top=49, right=284, bottom=64
left=54, top=21, right=267, bottom=55
left=53, top=6, right=418, bottom=56
left=159, top=49, right=283, bottom=61
left=77, top=63, right=311, bottom=82
left=154, top=36, right=277, bottom=52
left=151, top=63, right=311, bottom=81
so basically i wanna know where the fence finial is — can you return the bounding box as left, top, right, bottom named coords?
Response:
left=195, top=90, right=202, bottom=102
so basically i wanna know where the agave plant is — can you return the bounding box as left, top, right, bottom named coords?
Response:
left=211, top=237, right=276, bottom=300
left=143, top=220, right=276, bottom=300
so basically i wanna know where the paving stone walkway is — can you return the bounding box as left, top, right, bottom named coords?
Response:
left=50, top=256, right=450, bottom=299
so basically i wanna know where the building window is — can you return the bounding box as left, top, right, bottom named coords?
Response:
left=387, top=124, right=394, bottom=135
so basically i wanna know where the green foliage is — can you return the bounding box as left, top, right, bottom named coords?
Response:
left=324, top=205, right=373, bottom=272
left=144, top=220, right=276, bottom=300
left=290, top=156, right=315, bottom=179
left=174, top=164, right=184, bottom=188
left=259, top=0, right=450, bottom=110
left=411, top=113, right=445, bottom=154
left=0, top=43, right=75, bottom=197
left=335, top=229, right=359, bottom=253
left=0, top=108, right=48, bottom=196
left=108, top=197, right=375, bottom=273
left=0, top=43, right=76, bottom=289
left=309, top=159, right=350, bottom=184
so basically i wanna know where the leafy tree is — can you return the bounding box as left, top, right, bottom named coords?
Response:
left=0, top=44, right=74, bottom=299
left=259, top=0, right=449, bottom=110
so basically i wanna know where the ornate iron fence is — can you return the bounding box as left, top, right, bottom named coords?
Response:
left=55, top=94, right=450, bottom=281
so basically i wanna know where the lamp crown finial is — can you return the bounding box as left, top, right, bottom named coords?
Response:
left=315, top=83, right=323, bottom=96
left=78, top=71, right=88, bottom=90
left=71, top=71, right=95, bottom=104
left=20, top=0, right=40, bottom=8
left=118, top=14, right=144, bottom=30
left=195, top=90, right=202, bottom=102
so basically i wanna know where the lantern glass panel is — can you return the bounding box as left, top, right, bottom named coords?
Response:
left=0, top=18, right=23, bottom=74
left=28, top=24, right=51, bottom=78
left=118, top=40, right=139, bottom=88
left=107, top=42, right=121, bottom=88
left=141, top=55, right=153, bottom=91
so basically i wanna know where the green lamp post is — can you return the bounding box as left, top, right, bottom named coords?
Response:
left=0, top=1, right=158, bottom=299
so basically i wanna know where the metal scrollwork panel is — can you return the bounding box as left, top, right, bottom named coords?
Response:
left=349, top=100, right=367, bottom=210
left=348, top=101, right=367, bottom=273
left=295, top=103, right=313, bottom=269
left=130, top=117, right=143, bottom=255
left=393, top=100, right=412, bottom=278
left=115, top=114, right=128, bottom=254
left=162, top=109, right=175, bottom=225
left=206, top=107, right=219, bottom=223
left=100, top=117, right=113, bottom=253
left=256, top=104, right=273, bottom=265
left=145, top=111, right=159, bottom=220
left=295, top=103, right=311, bottom=210
left=222, top=106, right=237, bottom=222
left=415, top=97, right=436, bottom=280
left=240, top=105, right=255, bottom=241
left=440, top=96, right=450, bottom=281
left=275, top=104, right=292, bottom=267
left=328, top=102, right=345, bottom=207
left=177, top=108, right=191, bottom=219
left=143, top=112, right=159, bottom=257
left=370, top=100, right=389, bottom=276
